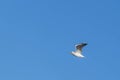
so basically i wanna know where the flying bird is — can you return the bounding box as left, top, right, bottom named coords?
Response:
left=71, top=43, right=87, bottom=58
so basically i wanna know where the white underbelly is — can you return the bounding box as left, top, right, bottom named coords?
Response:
left=72, top=51, right=84, bottom=58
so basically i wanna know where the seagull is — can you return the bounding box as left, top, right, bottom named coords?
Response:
left=71, top=43, right=87, bottom=58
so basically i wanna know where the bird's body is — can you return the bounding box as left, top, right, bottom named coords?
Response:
left=72, top=50, right=84, bottom=58
left=71, top=43, right=87, bottom=58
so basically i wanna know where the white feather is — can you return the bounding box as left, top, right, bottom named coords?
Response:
left=71, top=50, right=84, bottom=58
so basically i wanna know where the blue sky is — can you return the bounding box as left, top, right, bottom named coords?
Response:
left=0, top=0, right=120, bottom=80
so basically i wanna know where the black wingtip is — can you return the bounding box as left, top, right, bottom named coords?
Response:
left=81, top=42, right=88, bottom=45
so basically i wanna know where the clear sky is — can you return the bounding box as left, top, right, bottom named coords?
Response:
left=0, top=0, right=120, bottom=80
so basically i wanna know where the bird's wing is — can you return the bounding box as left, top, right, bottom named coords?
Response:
left=76, top=43, right=87, bottom=50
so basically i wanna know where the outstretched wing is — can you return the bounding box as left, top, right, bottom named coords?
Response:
left=76, top=43, right=87, bottom=50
